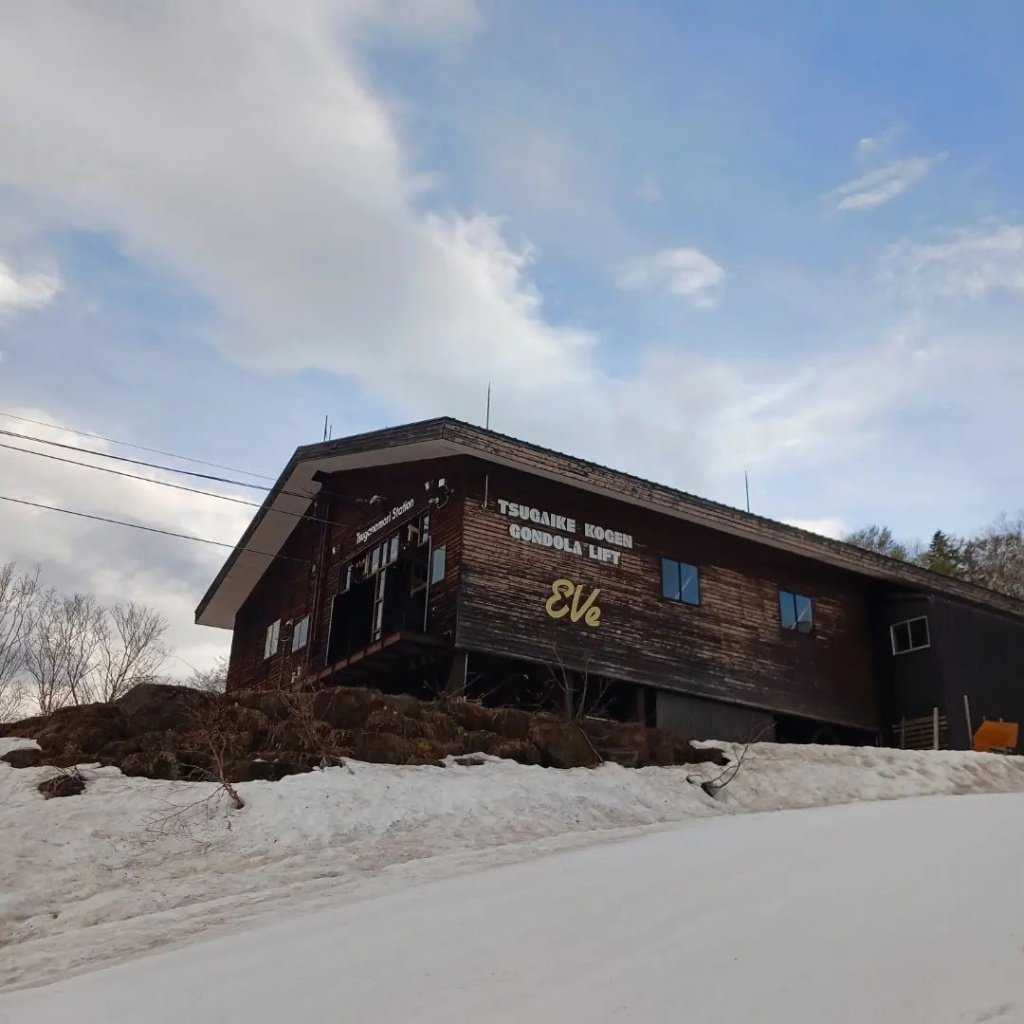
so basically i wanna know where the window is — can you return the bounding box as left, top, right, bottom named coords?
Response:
left=263, top=619, right=281, bottom=659
left=779, top=590, right=813, bottom=633
left=430, top=544, right=447, bottom=586
left=891, top=616, right=930, bottom=655
left=291, top=615, right=310, bottom=652
left=661, top=558, right=700, bottom=606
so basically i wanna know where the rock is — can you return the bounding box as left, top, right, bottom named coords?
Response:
left=363, top=708, right=431, bottom=739
left=352, top=732, right=411, bottom=764
left=601, top=747, right=641, bottom=768
left=460, top=729, right=501, bottom=755
left=38, top=769, right=85, bottom=799
left=380, top=692, right=426, bottom=720
left=645, top=730, right=677, bottom=767
left=34, top=702, right=128, bottom=756
left=422, top=709, right=462, bottom=743
left=224, top=759, right=278, bottom=783
left=449, top=700, right=498, bottom=733
left=528, top=720, right=601, bottom=769
left=119, top=751, right=181, bottom=780
left=453, top=754, right=487, bottom=767
left=491, top=707, right=532, bottom=741
left=312, top=687, right=384, bottom=729
left=2, top=747, right=42, bottom=768
left=687, top=745, right=730, bottom=766
left=117, top=683, right=209, bottom=734
left=403, top=738, right=447, bottom=766
left=489, top=739, right=542, bottom=765
left=44, top=751, right=97, bottom=769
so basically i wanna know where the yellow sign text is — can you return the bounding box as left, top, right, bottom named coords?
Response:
left=545, top=578, right=602, bottom=627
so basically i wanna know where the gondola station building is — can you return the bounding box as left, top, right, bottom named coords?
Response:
left=196, top=419, right=1024, bottom=750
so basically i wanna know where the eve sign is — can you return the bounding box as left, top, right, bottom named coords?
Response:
left=544, top=579, right=602, bottom=627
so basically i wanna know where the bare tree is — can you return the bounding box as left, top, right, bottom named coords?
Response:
left=962, top=514, right=1024, bottom=600
left=187, top=656, right=228, bottom=694
left=545, top=646, right=610, bottom=722
left=0, top=561, right=40, bottom=721
left=186, top=694, right=245, bottom=810
left=25, top=592, right=104, bottom=712
left=94, top=601, right=168, bottom=701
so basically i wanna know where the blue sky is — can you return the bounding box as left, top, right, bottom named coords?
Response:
left=1, top=1, right=1023, bottom=666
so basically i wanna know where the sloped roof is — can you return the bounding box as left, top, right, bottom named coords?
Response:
left=195, top=417, right=1024, bottom=628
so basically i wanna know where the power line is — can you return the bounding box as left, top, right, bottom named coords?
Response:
left=0, top=409, right=274, bottom=481
left=0, top=440, right=339, bottom=528
left=0, top=494, right=308, bottom=563
left=0, top=426, right=374, bottom=509
left=0, top=426, right=275, bottom=491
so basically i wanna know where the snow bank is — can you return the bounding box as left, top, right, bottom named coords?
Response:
left=4, top=791, right=1024, bottom=1024
left=2, top=737, right=1023, bottom=992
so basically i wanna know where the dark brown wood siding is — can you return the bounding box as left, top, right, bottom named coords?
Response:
left=456, top=460, right=878, bottom=729
left=227, top=457, right=464, bottom=692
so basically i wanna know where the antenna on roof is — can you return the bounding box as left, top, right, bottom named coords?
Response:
left=322, top=415, right=329, bottom=442
left=485, top=381, right=492, bottom=430
left=744, top=470, right=751, bottom=514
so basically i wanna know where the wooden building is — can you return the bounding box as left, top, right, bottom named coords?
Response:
left=196, top=419, right=1024, bottom=750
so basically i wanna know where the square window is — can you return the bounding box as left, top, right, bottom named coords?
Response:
left=779, top=590, right=813, bottom=634
left=891, top=615, right=930, bottom=655
left=661, top=558, right=700, bottom=606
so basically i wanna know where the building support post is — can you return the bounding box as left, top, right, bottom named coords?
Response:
left=445, top=649, right=469, bottom=697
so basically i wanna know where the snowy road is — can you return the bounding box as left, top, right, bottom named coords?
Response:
left=4, top=792, right=1023, bottom=1024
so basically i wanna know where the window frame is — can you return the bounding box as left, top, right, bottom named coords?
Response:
left=263, top=619, right=281, bottom=660
left=660, top=557, right=701, bottom=607
left=778, top=589, right=814, bottom=634
left=890, top=615, right=930, bottom=655
left=291, top=614, right=310, bottom=653
left=430, top=544, right=447, bottom=586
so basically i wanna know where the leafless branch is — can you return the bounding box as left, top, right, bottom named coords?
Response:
left=0, top=561, right=40, bottom=721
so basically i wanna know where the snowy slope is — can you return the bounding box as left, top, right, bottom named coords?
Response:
left=3, top=791, right=1023, bottom=1024
left=3, top=735, right=1024, bottom=1019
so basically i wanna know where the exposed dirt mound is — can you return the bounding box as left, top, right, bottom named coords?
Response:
left=2, top=683, right=724, bottom=782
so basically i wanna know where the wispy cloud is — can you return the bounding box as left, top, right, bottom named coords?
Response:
left=856, top=124, right=904, bottom=156
left=881, top=223, right=1024, bottom=300
left=0, top=259, right=60, bottom=314
left=616, top=247, right=725, bottom=308
left=829, top=153, right=946, bottom=212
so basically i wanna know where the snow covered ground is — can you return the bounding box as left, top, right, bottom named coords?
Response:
left=3, top=737, right=1024, bottom=1022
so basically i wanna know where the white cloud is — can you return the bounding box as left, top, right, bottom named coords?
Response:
left=0, top=259, right=60, bottom=314
left=0, top=410, right=249, bottom=676
left=0, top=1, right=1010, bottom=585
left=856, top=124, right=904, bottom=156
left=0, top=2, right=592, bottom=413
left=881, top=224, right=1024, bottom=300
left=829, top=154, right=946, bottom=212
left=616, top=248, right=725, bottom=308
left=783, top=517, right=845, bottom=539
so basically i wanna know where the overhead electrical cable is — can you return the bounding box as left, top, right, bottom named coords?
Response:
left=0, top=440, right=338, bottom=528
left=0, top=409, right=274, bottom=481
left=0, top=494, right=309, bottom=563
left=0, top=426, right=376, bottom=508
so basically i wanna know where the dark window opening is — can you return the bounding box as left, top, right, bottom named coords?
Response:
left=661, top=557, right=700, bottom=606
left=779, top=590, right=813, bottom=633
left=891, top=615, right=930, bottom=655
